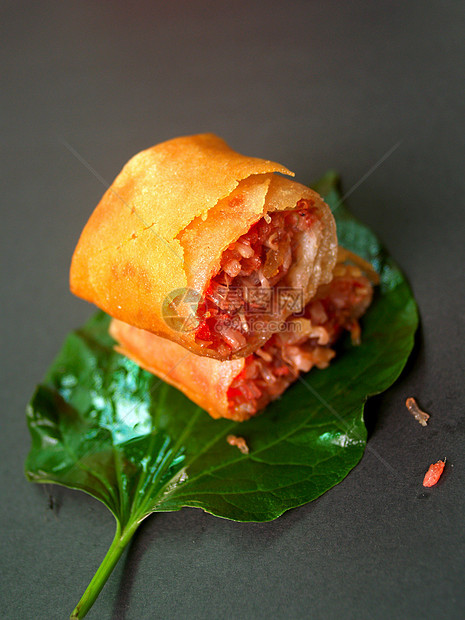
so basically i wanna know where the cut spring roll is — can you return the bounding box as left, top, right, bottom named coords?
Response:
left=110, top=251, right=378, bottom=421
left=71, top=134, right=337, bottom=360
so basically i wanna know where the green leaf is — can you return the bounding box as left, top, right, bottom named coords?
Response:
left=25, top=172, right=418, bottom=618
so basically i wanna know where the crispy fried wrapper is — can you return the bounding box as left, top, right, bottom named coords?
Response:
left=71, top=134, right=337, bottom=360
left=109, top=249, right=375, bottom=422
left=110, top=318, right=245, bottom=420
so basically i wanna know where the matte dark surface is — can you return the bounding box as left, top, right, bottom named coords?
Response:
left=1, top=2, right=464, bottom=619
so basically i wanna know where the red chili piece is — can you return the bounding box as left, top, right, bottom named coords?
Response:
left=423, top=460, right=445, bottom=487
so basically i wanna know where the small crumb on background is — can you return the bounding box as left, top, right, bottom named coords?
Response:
left=406, top=397, right=430, bottom=426
left=227, top=434, right=249, bottom=455
left=423, top=459, right=446, bottom=487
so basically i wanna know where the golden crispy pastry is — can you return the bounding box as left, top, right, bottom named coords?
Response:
left=110, top=257, right=375, bottom=421
left=71, top=134, right=337, bottom=360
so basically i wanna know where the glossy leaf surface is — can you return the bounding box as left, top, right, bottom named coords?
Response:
left=25, top=173, right=418, bottom=617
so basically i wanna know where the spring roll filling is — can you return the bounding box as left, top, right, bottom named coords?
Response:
left=226, top=263, right=374, bottom=419
left=195, top=199, right=323, bottom=357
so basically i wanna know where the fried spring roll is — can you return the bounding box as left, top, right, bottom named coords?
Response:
left=71, top=134, right=337, bottom=360
left=110, top=253, right=377, bottom=421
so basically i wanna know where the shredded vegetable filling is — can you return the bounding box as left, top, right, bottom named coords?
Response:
left=227, top=263, right=374, bottom=420
left=195, top=201, right=321, bottom=356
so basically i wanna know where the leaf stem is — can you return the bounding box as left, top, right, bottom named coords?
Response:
left=70, top=520, right=138, bottom=619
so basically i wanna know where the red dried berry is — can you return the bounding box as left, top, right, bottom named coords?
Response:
left=423, top=460, right=445, bottom=487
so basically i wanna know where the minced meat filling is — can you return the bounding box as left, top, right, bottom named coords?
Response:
left=195, top=200, right=320, bottom=357
left=226, top=263, right=374, bottom=420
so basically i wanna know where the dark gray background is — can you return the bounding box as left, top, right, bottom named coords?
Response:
left=1, top=1, right=464, bottom=618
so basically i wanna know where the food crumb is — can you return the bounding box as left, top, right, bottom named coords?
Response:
left=423, top=459, right=446, bottom=487
left=227, top=434, right=249, bottom=455
left=406, top=397, right=430, bottom=427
